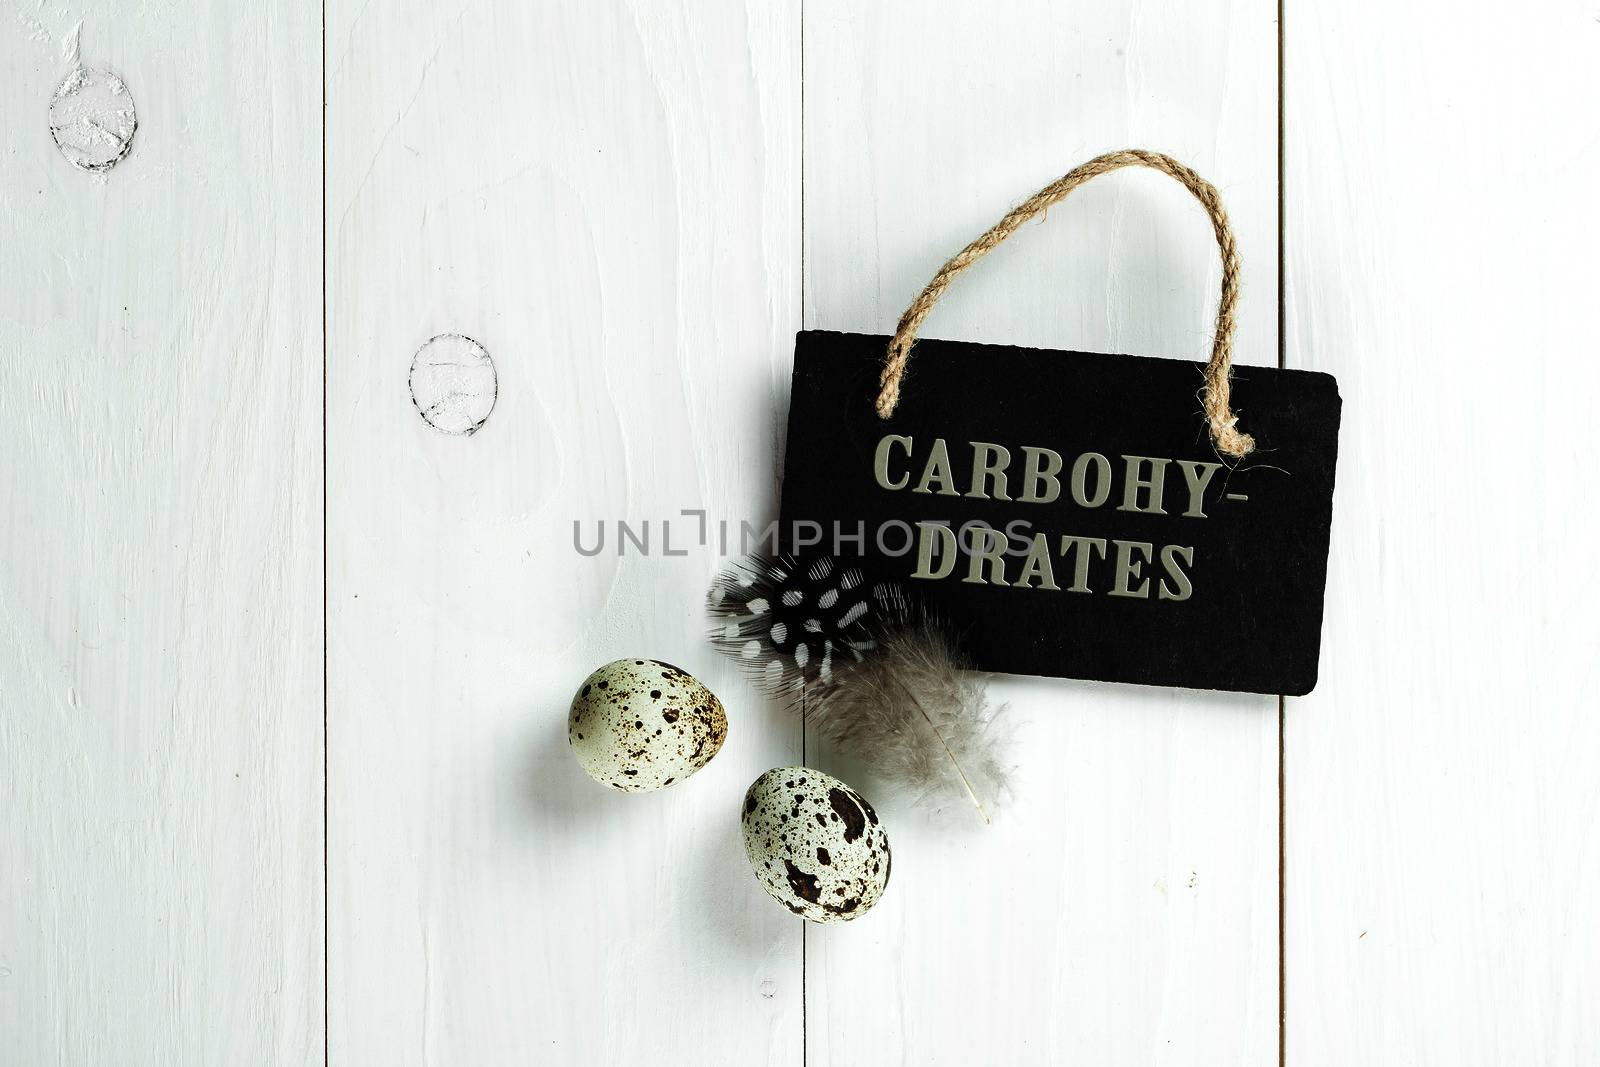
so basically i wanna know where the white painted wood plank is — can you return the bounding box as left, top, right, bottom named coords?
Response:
left=325, top=2, right=802, bottom=1063
left=1284, top=3, right=1600, bottom=1063
left=0, top=4, right=323, bottom=1064
left=801, top=3, right=1281, bottom=1063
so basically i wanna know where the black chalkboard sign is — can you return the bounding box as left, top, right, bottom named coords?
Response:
left=778, top=330, right=1341, bottom=695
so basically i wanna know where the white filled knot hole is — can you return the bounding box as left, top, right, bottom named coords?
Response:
left=409, top=333, right=497, bottom=436
left=50, top=67, right=136, bottom=173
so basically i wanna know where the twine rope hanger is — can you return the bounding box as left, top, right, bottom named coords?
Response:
left=876, top=149, right=1255, bottom=459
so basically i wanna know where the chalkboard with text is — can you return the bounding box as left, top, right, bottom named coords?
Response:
left=779, top=330, right=1342, bottom=695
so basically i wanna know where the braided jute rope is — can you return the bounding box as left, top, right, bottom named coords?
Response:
left=877, top=149, right=1255, bottom=459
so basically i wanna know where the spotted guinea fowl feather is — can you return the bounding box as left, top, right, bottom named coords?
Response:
left=706, top=553, right=906, bottom=701
left=708, top=554, right=1010, bottom=822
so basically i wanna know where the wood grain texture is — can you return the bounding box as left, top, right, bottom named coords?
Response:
left=800, top=2, right=1281, bottom=1063
left=0, top=3, right=323, bottom=1064
left=325, top=2, right=802, bottom=1063
left=1284, top=2, right=1600, bottom=1063
left=11, top=2, right=1597, bottom=1063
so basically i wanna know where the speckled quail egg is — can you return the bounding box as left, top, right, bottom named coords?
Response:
left=741, top=767, right=891, bottom=922
left=568, top=659, right=728, bottom=792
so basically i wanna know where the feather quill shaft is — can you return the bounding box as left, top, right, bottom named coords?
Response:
left=882, top=671, right=990, bottom=823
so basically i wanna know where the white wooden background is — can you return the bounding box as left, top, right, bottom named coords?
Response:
left=3, top=1, right=1596, bottom=1064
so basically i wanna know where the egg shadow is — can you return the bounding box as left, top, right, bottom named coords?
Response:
left=521, top=702, right=642, bottom=838
left=518, top=700, right=789, bottom=961
left=678, top=803, right=790, bottom=963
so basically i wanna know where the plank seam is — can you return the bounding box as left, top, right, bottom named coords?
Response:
left=1277, top=0, right=1288, bottom=1064
left=321, top=0, right=332, bottom=1060
left=800, top=4, right=809, bottom=1065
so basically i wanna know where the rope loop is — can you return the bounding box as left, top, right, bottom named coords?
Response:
left=877, top=149, right=1254, bottom=459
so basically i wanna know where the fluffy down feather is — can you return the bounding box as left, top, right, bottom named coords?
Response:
left=806, top=620, right=1010, bottom=822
